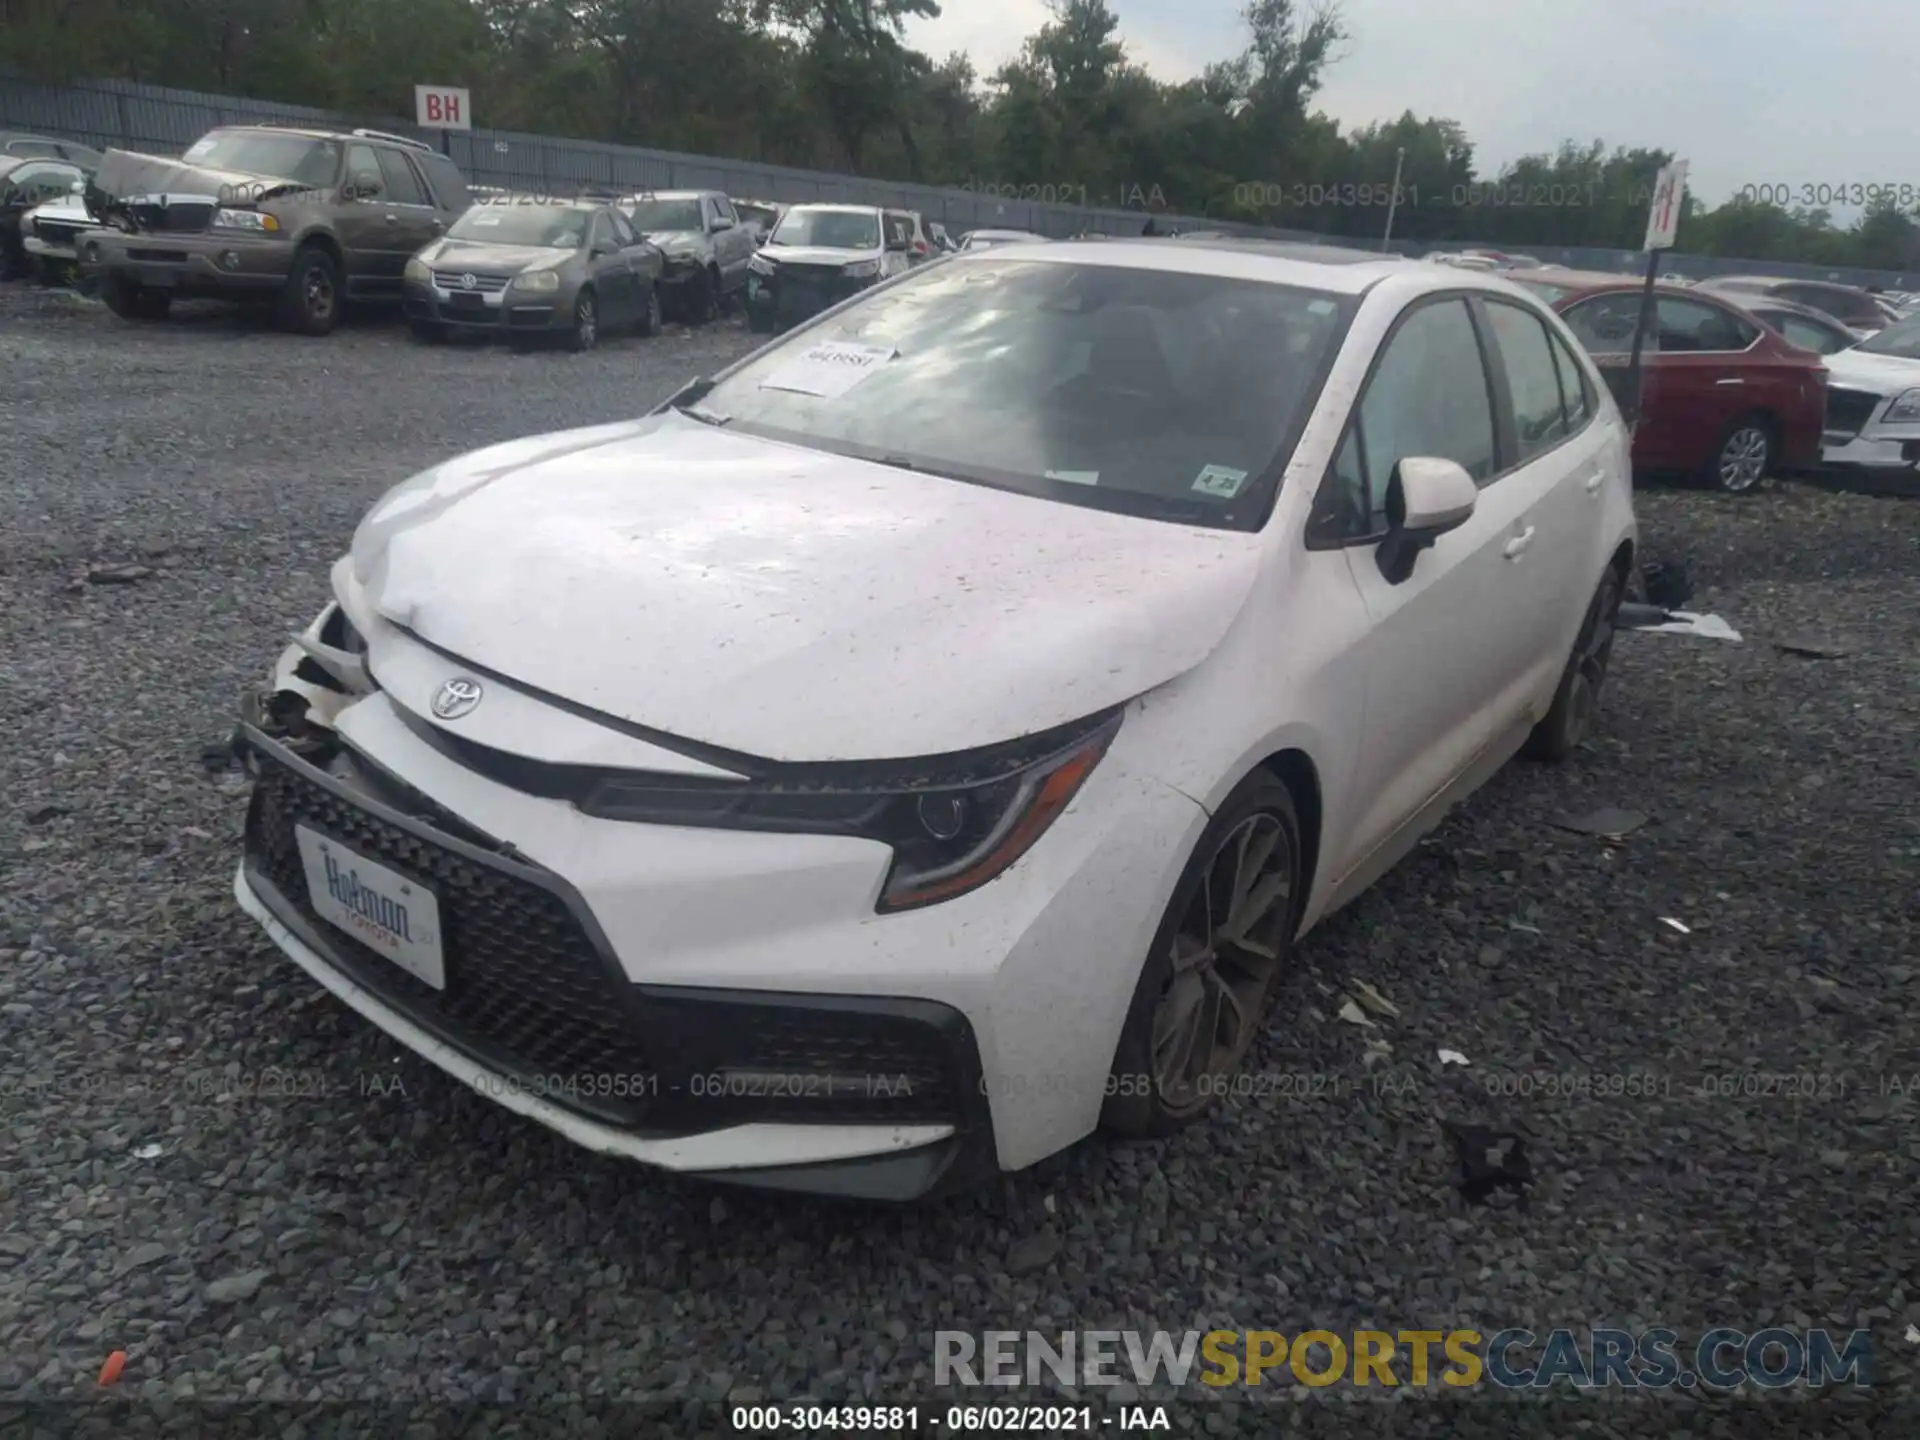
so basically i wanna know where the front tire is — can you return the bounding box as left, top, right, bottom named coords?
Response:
left=277, top=245, right=341, bottom=336
left=636, top=282, right=661, bottom=338
left=1102, top=774, right=1302, bottom=1138
left=567, top=287, right=598, bottom=351
left=1705, top=415, right=1774, bottom=494
left=102, top=273, right=171, bottom=320
left=1523, top=565, right=1623, bottom=763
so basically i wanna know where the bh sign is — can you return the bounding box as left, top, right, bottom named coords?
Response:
left=414, top=85, right=471, bottom=131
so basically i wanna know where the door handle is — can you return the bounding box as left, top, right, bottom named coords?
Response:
left=1583, top=469, right=1606, bottom=493
left=1715, top=376, right=1744, bottom=386
left=1503, top=525, right=1537, bottom=559
left=383, top=213, right=399, bottom=224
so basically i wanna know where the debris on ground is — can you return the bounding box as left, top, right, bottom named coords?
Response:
left=1362, top=1038, right=1393, bottom=1070
left=1437, top=1049, right=1471, bottom=1067
left=1660, top=917, right=1692, bottom=935
left=1441, top=1122, right=1533, bottom=1209
left=1632, top=610, right=1742, bottom=642
left=97, top=1351, right=126, bottom=1386
left=1641, top=560, right=1692, bottom=609
left=1336, top=998, right=1376, bottom=1027
left=1552, top=807, right=1648, bottom=840
left=24, top=803, right=70, bottom=825
left=1349, top=979, right=1401, bottom=1019
left=84, top=563, right=154, bottom=585
left=1774, top=635, right=1852, bottom=659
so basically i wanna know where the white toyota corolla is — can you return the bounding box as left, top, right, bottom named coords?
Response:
left=233, top=237, right=1636, bottom=1200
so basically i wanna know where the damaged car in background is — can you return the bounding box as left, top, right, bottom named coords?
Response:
left=1, top=154, right=90, bottom=280
left=228, top=238, right=1635, bottom=1201
left=82, top=123, right=470, bottom=333
left=744, top=203, right=911, bottom=332
left=617, top=190, right=755, bottom=322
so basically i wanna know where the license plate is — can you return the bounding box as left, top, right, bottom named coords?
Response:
left=295, top=826, right=446, bottom=989
left=138, top=267, right=176, bottom=287
left=449, top=291, right=483, bottom=310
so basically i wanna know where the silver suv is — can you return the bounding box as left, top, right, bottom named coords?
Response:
left=618, top=190, right=757, bottom=322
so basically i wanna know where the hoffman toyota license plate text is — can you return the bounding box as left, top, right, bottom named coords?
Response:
left=294, top=826, right=446, bottom=989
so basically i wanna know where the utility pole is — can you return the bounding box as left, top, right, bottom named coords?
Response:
left=1380, top=147, right=1406, bottom=251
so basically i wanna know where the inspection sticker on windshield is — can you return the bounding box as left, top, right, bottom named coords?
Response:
left=1192, top=464, right=1249, bottom=498
left=760, top=341, right=899, bottom=398
left=1044, top=469, right=1100, bottom=486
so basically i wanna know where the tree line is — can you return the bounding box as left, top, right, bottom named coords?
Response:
left=6, top=0, right=1917, bottom=270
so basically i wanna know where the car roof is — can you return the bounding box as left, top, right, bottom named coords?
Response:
left=786, top=203, right=882, bottom=216
left=1736, top=295, right=1854, bottom=325
left=1502, top=270, right=1739, bottom=306
left=975, top=237, right=1459, bottom=295
left=629, top=189, right=720, bottom=201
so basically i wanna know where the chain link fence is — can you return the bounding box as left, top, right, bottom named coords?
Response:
left=5, top=72, right=1917, bottom=290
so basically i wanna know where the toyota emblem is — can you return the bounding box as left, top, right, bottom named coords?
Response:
left=431, top=676, right=483, bottom=720
left=460, top=272, right=477, bottom=290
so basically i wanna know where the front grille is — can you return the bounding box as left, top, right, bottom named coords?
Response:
left=129, top=200, right=213, bottom=232
left=32, top=218, right=86, bottom=243
left=433, top=270, right=511, bottom=293
left=1826, top=387, right=1883, bottom=437
left=244, top=749, right=658, bottom=1126
left=779, top=262, right=852, bottom=285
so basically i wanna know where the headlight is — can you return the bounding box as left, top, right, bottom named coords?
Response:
left=511, top=270, right=560, bottom=292
left=748, top=253, right=774, bottom=276
left=1883, top=388, right=1920, bottom=423
left=843, top=259, right=881, bottom=279
left=212, top=208, right=278, bottom=233
left=579, top=710, right=1121, bottom=912
left=403, top=256, right=430, bottom=283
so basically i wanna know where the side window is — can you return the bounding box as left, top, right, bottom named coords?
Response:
left=1777, top=315, right=1843, bottom=354
left=5, top=138, right=62, bottom=157
left=374, top=149, right=427, bottom=205
left=417, top=153, right=470, bottom=211
left=1354, top=298, right=1498, bottom=524
left=1546, top=329, right=1593, bottom=430
left=1655, top=297, right=1755, bottom=352
left=588, top=212, right=615, bottom=250
left=345, top=144, right=384, bottom=198
left=1561, top=294, right=1648, bottom=354
left=1484, top=300, right=1571, bottom=459
left=714, top=197, right=737, bottom=225
left=608, top=209, right=638, bottom=247
left=6, top=162, right=80, bottom=204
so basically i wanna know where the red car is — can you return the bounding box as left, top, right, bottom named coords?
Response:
left=1504, top=269, right=1827, bottom=494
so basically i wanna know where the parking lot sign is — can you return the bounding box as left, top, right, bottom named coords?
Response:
left=414, top=85, right=471, bottom=131
left=1644, top=160, right=1687, bottom=251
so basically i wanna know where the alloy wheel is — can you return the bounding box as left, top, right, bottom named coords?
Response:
left=1149, top=812, right=1294, bottom=1113
left=1717, top=426, right=1769, bottom=492
left=574, top=293, right=597, bottom=349
left=305, top=269, right=335, bottom=324
left=1568, top=571, right=1620, bottom=742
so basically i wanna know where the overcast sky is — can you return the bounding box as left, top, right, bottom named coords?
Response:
left=905, top=0, right=1920, bottom=209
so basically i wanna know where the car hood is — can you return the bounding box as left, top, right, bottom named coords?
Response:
left=419, top=238, right=568, bottom=272
left=1823, top=347, right=1920, bottom=394
left=85, top=147, right=308, bottom=212
left=348, top=415, right=1268, bottom=762
left=759, top=245, right=879, bottom=265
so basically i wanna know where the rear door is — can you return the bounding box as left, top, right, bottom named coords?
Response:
left=374, top=148, right=442, bottom=268
left=1306, top=295, right=1554, bottom=882
left=585, top=210, right=633, bottom=324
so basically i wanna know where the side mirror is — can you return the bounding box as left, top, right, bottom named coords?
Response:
left=1376, top=456, right=1477, bottom=584
left=710, top=215, right=733, bottom=231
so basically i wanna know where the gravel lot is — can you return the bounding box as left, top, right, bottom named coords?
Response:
left=2, top=282, right=1917, bottom=1435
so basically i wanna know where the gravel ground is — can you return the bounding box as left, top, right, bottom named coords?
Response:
left=2, top=282, right=1917, bottom=1436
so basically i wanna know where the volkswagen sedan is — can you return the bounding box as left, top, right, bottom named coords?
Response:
left=232, top=240, right=1636, bottom=1201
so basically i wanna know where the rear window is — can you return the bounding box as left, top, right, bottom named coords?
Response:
left=1780, top=284, right=1883, bottom=326
left=694, top=257, right=1354, bottom=530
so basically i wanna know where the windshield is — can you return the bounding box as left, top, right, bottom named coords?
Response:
left=695, top=258, right=1352, bottom=530
left=448, top=204, right=589, bottom=248
left=769, top=209, right=880, bottom=250
left=180, top=131, right=340, bottom=187
left=1855, top=313, right=1920, bottom=358
left=625, top=199, right=703, bottom=232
